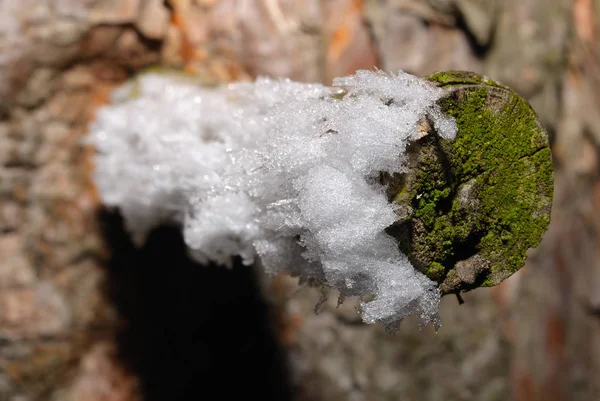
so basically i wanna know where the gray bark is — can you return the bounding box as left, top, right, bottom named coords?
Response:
left=0, top=1, right=598, bottom=400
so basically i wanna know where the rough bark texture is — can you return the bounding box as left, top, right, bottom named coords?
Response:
left=1, top=1, right=599, bottom=401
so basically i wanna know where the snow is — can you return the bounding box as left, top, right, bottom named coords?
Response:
left=89, top=69, right=457, bottom=330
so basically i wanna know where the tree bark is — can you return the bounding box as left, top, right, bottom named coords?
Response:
left=1, top=1, right=598, bottom=401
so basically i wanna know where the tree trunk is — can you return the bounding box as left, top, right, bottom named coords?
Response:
left=1, top=1, right=598, bottom=400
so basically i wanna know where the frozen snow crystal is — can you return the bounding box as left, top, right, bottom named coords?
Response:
left=89, top=69, right=457, bottom=330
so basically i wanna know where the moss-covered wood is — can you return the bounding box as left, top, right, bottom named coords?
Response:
left=384, top=71, right=554, bottom=295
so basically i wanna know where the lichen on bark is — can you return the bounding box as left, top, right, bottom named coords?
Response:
left=384, top=71, right=554, bottom=295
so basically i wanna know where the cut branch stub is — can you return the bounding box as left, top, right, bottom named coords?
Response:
left=384, top=71, right=554, bottom=295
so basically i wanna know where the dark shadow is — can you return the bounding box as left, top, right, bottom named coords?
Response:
left=100, top=210, right=292, bottom=401
left=453, top=7, right=496, bottom=58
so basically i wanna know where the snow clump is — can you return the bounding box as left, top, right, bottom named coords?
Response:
left=89, top=69, right=457, bottom=330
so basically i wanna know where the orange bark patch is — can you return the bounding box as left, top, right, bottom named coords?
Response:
left=545, top=314, right=566, bottom=355
left=173, top=18, right=197, bottom=63
left=279, top=313, right=305, bottom=346
left=270, top=274, right=305, bottom=346
left=329, top=25, right=351, bottom=63
left=514, top=372, right=536, bottom=401
left=325, top=0, right=379, bottom=81
left=573, top=0, right=597, bottom=42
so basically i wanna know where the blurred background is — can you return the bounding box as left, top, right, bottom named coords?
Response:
left=1, top=0, right=600, bottom=400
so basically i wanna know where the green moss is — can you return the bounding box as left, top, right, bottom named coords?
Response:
left=387, top=72, right=553, bottom=293
left=427, top=262, right=445, bottom=281
left=442, top=86, right=551, bottom=281
left=330, top=90, right=348, bottom=100
left=428, top=70, right=508, bottom=90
